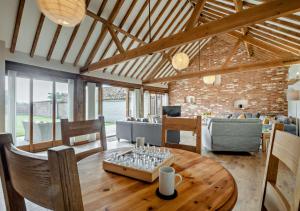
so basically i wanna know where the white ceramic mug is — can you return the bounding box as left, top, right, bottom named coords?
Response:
left=159, top=166, right=182, bottom=196
left=136, top=137, right=145, bottom=147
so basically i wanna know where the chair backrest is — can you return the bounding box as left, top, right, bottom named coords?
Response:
left=162, top=115, right=202, bottom=154
left=61, top=116, right=107, bottom=151
left=261, top=123, right=300, bottom=211
left=0, top=133, right=83, bottom=211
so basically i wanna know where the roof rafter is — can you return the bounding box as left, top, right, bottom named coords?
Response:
left=98, top=0, right=138, bottom=64
left=135, top=1, right=191, bottom=79
left=233, top=0, right=253, bottom=57
left=81, top=0, right=300, bottom=73
left=85, top=0, right=125, bottom=66
left=116, top=0, right=163, bottom=77
left=107, top=26, right=125, bottom=53
left=74, top=0, right=108, bottom=66
left=47, top=25, right=62, bottom=61
left=109, top=0, right=150, bottom=74
left=143, top=57, right=300, bottom=84
left=123, top=0, right=174, bottom=78
left=30, top=14, right=45, bottom=57
left=60, top=0, right=91, bottom=64
left=10, top=0, right=25, bottom=53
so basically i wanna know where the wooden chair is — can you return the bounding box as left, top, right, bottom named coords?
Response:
left=162, top=115, right=202, bottom=154
left=260, top=123, right=300, bottom=211
left=61, top=116, right=107, bottom=161
left=0, top=133, right=84, bottom=211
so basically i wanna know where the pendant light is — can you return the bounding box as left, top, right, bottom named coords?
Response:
left=36, top=0, right=86, bottom=27
left=172, top=52, right=190, bottom=70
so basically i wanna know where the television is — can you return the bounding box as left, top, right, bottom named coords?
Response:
left=163, top=106, right=181, bottom=117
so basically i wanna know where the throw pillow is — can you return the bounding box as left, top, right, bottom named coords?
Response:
left=276, top=115, right=290, bottom=124
left=237, top=114, right=246, bottom=119
left=262, top=117, right=270, bottom=125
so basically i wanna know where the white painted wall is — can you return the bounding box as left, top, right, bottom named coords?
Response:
left=288, top=64, right=300, bottom=117
left=0, top=41, right=5, bottom=132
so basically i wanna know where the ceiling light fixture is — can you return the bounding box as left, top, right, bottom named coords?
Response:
left=36, top=0, right=86, bottom=27
left=172, top=52, right=189, bottom=70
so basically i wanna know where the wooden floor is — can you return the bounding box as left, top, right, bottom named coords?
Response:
left=0, top=137, right=294, bottom=211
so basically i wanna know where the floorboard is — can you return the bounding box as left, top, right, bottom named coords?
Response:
left=0, top=136, right=294, bottom=211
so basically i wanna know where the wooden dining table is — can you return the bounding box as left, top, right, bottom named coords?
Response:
left=78, top=147, right=237, bottom=211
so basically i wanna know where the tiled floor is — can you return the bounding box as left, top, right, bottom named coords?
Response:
left=0, top=135, right=294, bottom=211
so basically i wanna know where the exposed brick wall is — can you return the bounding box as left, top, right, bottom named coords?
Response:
left=169, top=35, right=288, bottom=117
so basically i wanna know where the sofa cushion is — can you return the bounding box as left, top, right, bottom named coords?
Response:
left=277, top=115, right=290, bottom=124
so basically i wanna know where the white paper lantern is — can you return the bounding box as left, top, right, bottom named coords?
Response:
left=203, top=75, right=216, bottom=85
left=36, top=0, right=86, bottom=27
left=172, top=53, right=189, bottom=70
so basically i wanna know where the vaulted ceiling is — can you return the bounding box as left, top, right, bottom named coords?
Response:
left=1, top=0, right=300, bottom=84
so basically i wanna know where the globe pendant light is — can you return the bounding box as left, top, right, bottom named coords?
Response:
left=172, top=52, right=190, bottom=70
left=36, top=0, right=86, bottom=27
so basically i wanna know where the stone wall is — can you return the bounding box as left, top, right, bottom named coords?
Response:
left=168, top=35, right=288, bottom=117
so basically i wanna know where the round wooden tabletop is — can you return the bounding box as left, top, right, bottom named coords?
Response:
left=78, top=148, right=237, bottom=211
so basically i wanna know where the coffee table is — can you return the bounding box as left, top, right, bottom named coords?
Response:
left=78, top=147, right=238, bottom=210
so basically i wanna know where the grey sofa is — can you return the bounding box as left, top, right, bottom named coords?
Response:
left=203, top=118, right=262, bottom=152
left=116, top=121, right=179, bottom=146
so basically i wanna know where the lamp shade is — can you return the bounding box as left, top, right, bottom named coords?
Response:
left=203, top=75, right=216, bottom=85
left=286, top=89, right=300, bottom=101
left=36, top=0, right=86, bottom=27
left=172, top=53, right=189, bottom=70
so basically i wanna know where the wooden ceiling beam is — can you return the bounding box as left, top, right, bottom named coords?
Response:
left=249, top=27, right=300, bottom=51
left=10, top=0, right=25, bottom=53
left=30, top=14, right=45, bottom=57
left=143, top=57, right=300, bottom=84
left=185, top=0, right=207, bottom=30
left=136, top=2, right=191, bottom=79
left=248, top=31, right=300, bottom=55
left=123, top=1, right=174, bottom=78
left=116, top=0, right=162, bottom=77
left=107, top=0, right=150, bottom=74
left=233, top=0, right=253, bottom=57
left=98, top=0, right=138, bottom=65
left=74, top=0, right=108, bottom=66
left=61, top=24, right=80, bottom=64
left=81, top=0, right=300, bottom=73
left=199, top=14, right=296, bottom=58
left=222, top=38, right=243, bottom=67
left=143, top=0, right=206, bottom=79
left=85, top=0, right=125, bottom=66
left=107, top=26, right=125, bottom=53
left=47, top=25, right=62, bottom=61
left=60, top=0, right=91, bottom=64
left=203, top=4, right=300, bottom=53
left=86, top=9, right=145, bottom=45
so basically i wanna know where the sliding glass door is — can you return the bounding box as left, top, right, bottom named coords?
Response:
left=5, top=71, right=73, bottom=151
left=16, top=77, right=31, bottom=146
left=102, top=85, right=127, bottom=137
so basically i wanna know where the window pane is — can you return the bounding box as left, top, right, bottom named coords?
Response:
left=55, top=82, right=68, bottom=140
left=16, top=77, right=30, bottom=146
left=33, top=79, right=53, bottom=143
left=150, top=94, right=156, bottom=115
left=5, top=76, right=8, bottom=133
left=157, top=94, right=162, bottom=116
left=103, top=85, right=127, bottom=136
